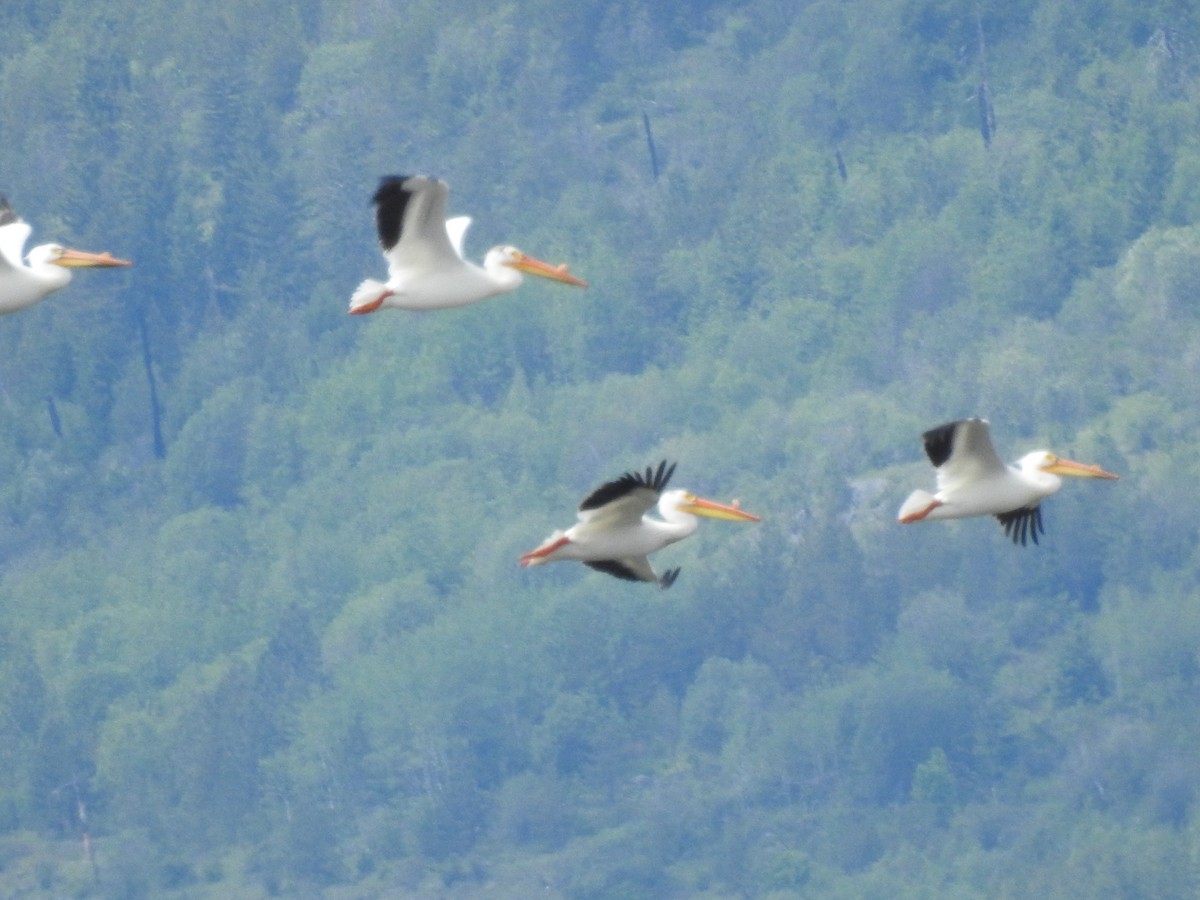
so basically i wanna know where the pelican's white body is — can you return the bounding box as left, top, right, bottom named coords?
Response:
left=0, top=222, right=71, bottom=312
left=529, top=488, right=704, bottom=578
left=900, top=453, right=1062, bottom=522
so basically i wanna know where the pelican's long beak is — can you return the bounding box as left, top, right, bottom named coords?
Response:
left=53, top=249, right=132, bottom=268
left=506, top=252, right=588, bottom=287
left=680, top=495, right=762, bottom=522
left=1044, top=456, right=1119, bottom=479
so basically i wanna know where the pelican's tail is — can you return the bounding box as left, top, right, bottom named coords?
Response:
left=519, top=530, right=569, bottom=567
left=898, top=489, right=941, bottom=524
left=348, top=279, right=392, bottom=314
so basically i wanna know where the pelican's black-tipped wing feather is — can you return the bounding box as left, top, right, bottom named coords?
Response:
left=921, top=417, right=1002, bottom=469
left=372, top=175, right=420, bottom=252
left=922, top=418, right=1008, bottom=494
left=371, top=175, right=457, bottom=272
left=580, top=460, right=676, bottom=512
left=996, top=505, right=1044, bottom=546
left=921, top=420, right=960, bottom=468
left=584, top=559, right=649, bottom=582
left=584, top=558, right=680, bottom=589
left=0, top=198, right=32, bottom=272
left=0, top=196, right=19, bottom=228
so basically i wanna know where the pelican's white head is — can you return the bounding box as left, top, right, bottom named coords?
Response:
left=1017, top=450, right=1119, bottom=480
left=1014, top=450, right=1119, bottom=500
left=1015, top=450, right=1057, bottom=474
left=485, top=245, right=588, bottom=288
left=658, top=489, right=762, bottom=523
left=20, top=245, right=71, bottom=293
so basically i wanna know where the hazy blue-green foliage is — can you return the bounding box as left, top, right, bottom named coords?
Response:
left=1, top=0, right=1200, bottom=895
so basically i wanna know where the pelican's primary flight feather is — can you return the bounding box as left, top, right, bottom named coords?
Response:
left=898, top=417, right=1118, bottom=545
left=348, top=175, right=587, bottom=313
left=0, top=196, right=130, bottom=314
left=520, top=460, right=761, bottom=588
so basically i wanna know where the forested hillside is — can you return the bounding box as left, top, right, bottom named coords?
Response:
left=1, top=0, right=1199, bottom=896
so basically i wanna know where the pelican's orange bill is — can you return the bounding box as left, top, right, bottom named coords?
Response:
left=680, top=495, right=762, bottom=522
left=54, top=249, right=132, bottom=268
left=1045, top=457, right=1119, bottom=479
left=507, top=252, right=588, bottom=287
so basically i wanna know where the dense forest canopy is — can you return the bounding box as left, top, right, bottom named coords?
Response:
left=1, top=0, right=1199, bottom=896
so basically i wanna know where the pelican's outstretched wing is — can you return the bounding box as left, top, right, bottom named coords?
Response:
left=576, top=460, right=676, bottom=529
left=585, top=557, right=680, bottom=589
left=923, top=418, right=1008, bottom=495
left=0, top=197, right=31, bottom=273
left=373, top=175, right=460, bottom=276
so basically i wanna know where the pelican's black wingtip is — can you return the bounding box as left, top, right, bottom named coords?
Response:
left=371, top=176, right=422, bottom=251
left=372, top=175, right=417, bottom=202
left=580, top=460, right=678, bottom=512
left=584, top=559, right=647, bottom=583
left=0, top=195, right=19, bottom=228
left=921, top=421, right=960, bottom=469
left=648, top=459, right=676, bottom=493
left=996, top=505, right=1044, bottom=546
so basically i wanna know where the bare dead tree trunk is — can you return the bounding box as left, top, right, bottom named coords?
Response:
left=46, top=396, right=62, bottom=438
left=642, top=112, right=660, bottom=180
left=138, top=313, right=165, bottom=459
left=977, top=14, right=996, bottom=148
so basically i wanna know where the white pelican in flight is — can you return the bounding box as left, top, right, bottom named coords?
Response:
left=348, top=175, right=587, bottom=314
left=898, top=417, right=1118, bottom=545
left=520, top=460, right=761, bottom=588
left=0, top=196, right=131, bottom=314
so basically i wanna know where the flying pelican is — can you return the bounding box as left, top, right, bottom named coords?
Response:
left=348, top=175, right=587, bottom=313
left=0, top=196, right=131, bottom=314
left=898, top=417, right=1118, bottom=545
left=520, top=460, right=761, bottom=588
